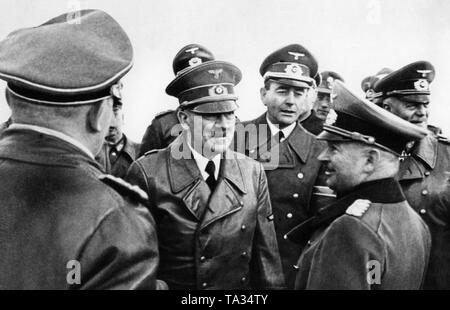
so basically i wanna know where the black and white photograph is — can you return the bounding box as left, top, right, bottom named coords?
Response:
left=0, top=0, right=449, bottom=295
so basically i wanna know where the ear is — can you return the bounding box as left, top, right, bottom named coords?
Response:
left=177, top=109, right=190, bottom=130
left=88, top=99, right=111, bottom=133
left=260, top=87, right=268, bottom=107
left=363, top=148, right=380, bottom=173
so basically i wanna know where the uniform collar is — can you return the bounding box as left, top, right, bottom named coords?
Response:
left=266, top=114, right=296, bottom=141
left=168, top=134, right=246, bottom=194
left=412, top=134, right=438, bottom=169
left=248, top=113, right=314, bottom=163
left=286, top=178, right=405, bottom=244
left=9, top=123, right=95, bottom=159
left=187, top=142, right=221, bottom=180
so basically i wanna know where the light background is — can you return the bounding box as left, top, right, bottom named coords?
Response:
left=0, top=0, right=449, bottom=141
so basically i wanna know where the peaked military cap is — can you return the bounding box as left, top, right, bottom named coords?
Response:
left=260, top=44, right=318, bottom=88
left=318, top=80, right=428, bottom=155
left=361, top=68, right=393, bottom=101
left=172, top=44, right=215, bottom=76
left=317, top=71, right=344, bottom=94
left=373, top=61, right=435, bottom=99
left=0, top=9, right=132, bottom=105
left=166, top=60, right=241, bottom=114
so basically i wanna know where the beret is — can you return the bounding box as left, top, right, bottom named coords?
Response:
left=0, top=9, right=133, bottom=104
left=260, top=44, right=318, bottom=89
left=317, top=71, right=344, bottom=94
left=172, top=44, right=215, bottom=76
left=373, top=61, right=434, bottom=98
left=318, top=80, right=428, bottom=155
left=166, top=60, right=242, bottom=114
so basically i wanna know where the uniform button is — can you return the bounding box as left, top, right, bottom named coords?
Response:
left=241, top=251, right=247, bottom=258
left=422, top=189, right=429, bottom=196
left=241, top=277, right=247, bottom=283
left=239, top=201, right=244, bottom=206
left=293, top=265, right=299, bottom=270
left=420, top=209, right=427, bottom=215
left=286, top=213, right=293, bottom=219
left=424, top=171, right=430, bottom=176
left=200, top=256, right=206, bottom=262
left=307, top=240, right=312, bottom=246
left=250, top=149, right=255, bottom=154
left=241, top=224, right=246, bottom=231
left=202, top=282, right=208, bottom=288
left=283, top=234, right=288, bottom=240
left=297, top=173, right=304, bottom=179
left=293, top=193, right=299, bottom=198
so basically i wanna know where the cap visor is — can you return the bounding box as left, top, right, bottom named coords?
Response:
left=317, top=130, right=352, bottom=142
left=189, top=100, right=238, bottom=114
left=273, top=78, right=310, bottom=89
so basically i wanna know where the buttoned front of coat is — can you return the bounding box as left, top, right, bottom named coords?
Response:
left=398, top=134, right=450, bottom=289
left=235, top=113, right=334, bottom=289
left=126, top=135, right=285, bottom=290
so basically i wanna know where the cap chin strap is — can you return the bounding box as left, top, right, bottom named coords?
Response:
left=323, top=124, right=399, bottom=156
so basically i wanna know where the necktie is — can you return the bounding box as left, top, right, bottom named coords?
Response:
left=278, top=131, right=285, bottom=142
left=205, top=160, right=217, bottom=192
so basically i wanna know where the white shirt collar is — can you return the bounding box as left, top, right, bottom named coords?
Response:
left=187, top=142, right=221, bottom=180
left=266, top=115, right=296, bottom=142
left=9, top=123, right=95, bottom=159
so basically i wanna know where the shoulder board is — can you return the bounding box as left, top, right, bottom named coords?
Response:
left=345, top=199, right=371, bottom=218
left=143, top=149, right=160, bottom=157
left=154, top=109, right=175, bottom=119
left=99, top=174, right=149, bottom=205
left=437, top=134, right=450, bottom=145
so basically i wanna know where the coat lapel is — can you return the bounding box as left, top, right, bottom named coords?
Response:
left=167, top=136, right=205, bottom=220
left=200, top=152, right=247, bottom=230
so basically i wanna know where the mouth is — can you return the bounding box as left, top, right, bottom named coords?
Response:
left=280, top=109, right=296, bottom=116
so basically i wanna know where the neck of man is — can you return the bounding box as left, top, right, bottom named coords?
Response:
left=185, top=130, right=221, bottom=160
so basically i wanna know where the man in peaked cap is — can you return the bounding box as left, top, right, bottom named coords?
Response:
left=288, top=80, right=431, bottom=289
left=96, top=82, right=141, bottom=178
left=0, top=10, right=162, bottom=289
left=138, top=44, right=216, bottom=156
left=374, top=61, right=450, bottom=289
left=235, top=44, right=335, bottom=289
left=301, top=71, right=344, bottom=135
left=126, top=58, right=285, bottom=290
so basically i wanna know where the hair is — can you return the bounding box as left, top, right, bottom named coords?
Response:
left=6, top=88, right=104, bottom=125
left=264, top=79, right=272, bottom=90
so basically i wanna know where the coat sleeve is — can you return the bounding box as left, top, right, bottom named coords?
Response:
left=305, top=216, right=385, bottom=290
left=75, top=202, right=163, bottom=290
left=250, top=163, right=286, bottom=289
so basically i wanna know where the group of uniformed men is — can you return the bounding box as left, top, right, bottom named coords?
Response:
left=0, top=9, right=448, bottom=290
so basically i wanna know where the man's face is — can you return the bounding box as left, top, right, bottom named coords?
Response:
left=105, top=104, right=124, bottom=144
left=261, top=80, right=309, bottom=128
left=181, top=109, right=236, bottom=158
left=313, top=92, right=332, bottom=121
left=318, top=141, right=369, bottom=194
left=383, top=95, right=429, bottom=129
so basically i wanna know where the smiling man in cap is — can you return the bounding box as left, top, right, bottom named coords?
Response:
left=374, top=61, right=450, bottom=289
left=288, top=80, right=431, bottom=289
left=0, top=10, right=161, bottom=289
left=235, top=44, right=335, bottom=289
left=126, top=57, right=285, bottom=290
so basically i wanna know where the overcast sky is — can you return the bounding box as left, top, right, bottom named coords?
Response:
left=1, top=0, right=449, bottom=141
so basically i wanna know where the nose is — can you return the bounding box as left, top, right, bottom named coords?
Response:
left=317, top=147, right=330, bottom=162
left=415, top=104, right=427, bottom=116
left=285, top=90, right=296, bottom=105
